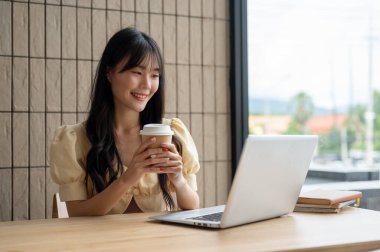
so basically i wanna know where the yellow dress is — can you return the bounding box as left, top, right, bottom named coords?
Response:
left=49, top=118, right=200, bottom=214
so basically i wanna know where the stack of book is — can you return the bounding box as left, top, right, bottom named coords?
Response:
left=294, top=189, right=362, bottom=213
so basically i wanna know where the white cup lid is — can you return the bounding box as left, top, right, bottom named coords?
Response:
left=140, top=124, right=174, bottom=136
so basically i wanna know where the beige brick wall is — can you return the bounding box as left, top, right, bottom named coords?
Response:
left=0, top=0, right=231, bottom=221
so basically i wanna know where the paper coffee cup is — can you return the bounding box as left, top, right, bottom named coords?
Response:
left=140, top=124, right=174, bottom=148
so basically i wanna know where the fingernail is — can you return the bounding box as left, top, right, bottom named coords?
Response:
left=162, top=148, right=169, bottom=152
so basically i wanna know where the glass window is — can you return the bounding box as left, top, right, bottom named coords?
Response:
left=248, top=0, right=380, bottom=187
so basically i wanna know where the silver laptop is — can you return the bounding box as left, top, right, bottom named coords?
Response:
left=150, top=135, right=318, bottom=229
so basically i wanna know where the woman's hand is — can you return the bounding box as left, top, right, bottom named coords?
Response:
left=120, top=137, right=170, bottom=186
left=153, top=143, right=186, bottom=189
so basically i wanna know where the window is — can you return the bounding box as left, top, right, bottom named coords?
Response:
left=248, top=0, right=380, bottom=186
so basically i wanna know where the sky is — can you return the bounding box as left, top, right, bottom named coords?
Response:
left=248, top=0, right=380, bottom=109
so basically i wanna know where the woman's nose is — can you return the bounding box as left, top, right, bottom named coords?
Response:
left=140, top=74, right=152, bottom=88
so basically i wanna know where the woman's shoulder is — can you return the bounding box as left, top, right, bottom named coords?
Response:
left=163, top=118, right=189, bottom=133
left=52, top=122, right=88, bottom=145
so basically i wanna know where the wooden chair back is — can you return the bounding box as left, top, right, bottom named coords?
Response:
left=52, top=193, right=69, bottom=218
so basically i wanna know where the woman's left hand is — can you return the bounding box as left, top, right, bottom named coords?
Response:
left=152, top=143, right=186, bottom=188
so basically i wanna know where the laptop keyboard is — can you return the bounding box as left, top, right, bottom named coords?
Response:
left=186, top=212, right=223, bottom=222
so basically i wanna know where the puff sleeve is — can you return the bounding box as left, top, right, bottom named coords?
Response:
left=170, top=118, right=200, bottom=191
left=49, top=124, right=90, bottom=201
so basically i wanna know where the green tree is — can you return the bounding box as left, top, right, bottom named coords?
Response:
left=373, top=91, right=380, bottom=150
left=285, top=92, right=314, bottom=134
left=343, top=91, right=380, bottom=151
left=318, top=127, right=341, bottom=155
left=347, top=104, right=366, bottom=150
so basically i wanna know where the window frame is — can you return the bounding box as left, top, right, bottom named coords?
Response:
left=230, top=0, right=249, bottom=177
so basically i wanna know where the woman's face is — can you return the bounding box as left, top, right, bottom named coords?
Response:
left=108, top=56, right=160, bottom=113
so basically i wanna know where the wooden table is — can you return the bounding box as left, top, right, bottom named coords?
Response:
left=1, top=207, right=380, bottom=251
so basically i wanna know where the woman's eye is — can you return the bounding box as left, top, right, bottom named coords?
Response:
left=152, top=74, right=160, bottom=78
left=132, top=71, right=142, bottom=75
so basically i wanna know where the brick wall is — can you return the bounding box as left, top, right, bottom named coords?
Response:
left=0, top=0, right=231, bottom=221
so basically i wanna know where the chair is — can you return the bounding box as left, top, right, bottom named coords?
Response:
left=52, top=193, right=69, bottom=218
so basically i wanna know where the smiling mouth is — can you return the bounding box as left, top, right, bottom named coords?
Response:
left=131, top=92, right=149, bottom=101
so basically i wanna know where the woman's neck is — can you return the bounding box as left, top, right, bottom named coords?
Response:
left=114, top=106, right=140, bottom=136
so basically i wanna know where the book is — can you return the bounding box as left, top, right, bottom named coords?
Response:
left=294, top=199, right=358, bottom=213
left=297, top=189, right=362, bottom=206
left=295, top=199, right=357, bottom=209
left=294, top=206, right=341, bottom=213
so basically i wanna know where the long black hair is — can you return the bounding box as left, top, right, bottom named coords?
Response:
left=85, top=27, right=178, bottom=210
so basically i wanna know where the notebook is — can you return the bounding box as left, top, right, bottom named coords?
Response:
left=150, top=135, right=318, bottom=229
left=297, top=189, right=362, bottom=205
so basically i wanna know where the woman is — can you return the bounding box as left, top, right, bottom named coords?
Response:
left=50, top=27, right=200, bottom=216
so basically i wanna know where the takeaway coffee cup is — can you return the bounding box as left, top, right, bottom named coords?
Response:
left=140, top=124, right=174, bottom=148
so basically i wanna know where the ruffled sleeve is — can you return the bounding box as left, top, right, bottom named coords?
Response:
left=49, top=123, right=90, bottom=201
left=169, top=118, right=200, bottom=191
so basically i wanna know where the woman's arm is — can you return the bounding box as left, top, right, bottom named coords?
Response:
left=65, top=177, right=132, bottom=216
left=171, top=176, right=199, bottom=210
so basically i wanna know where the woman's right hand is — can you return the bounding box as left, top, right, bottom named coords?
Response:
left=120, top=137, right=168, bottom=186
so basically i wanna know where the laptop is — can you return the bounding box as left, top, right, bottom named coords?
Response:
left=150, top=135, right=318, bottom=229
